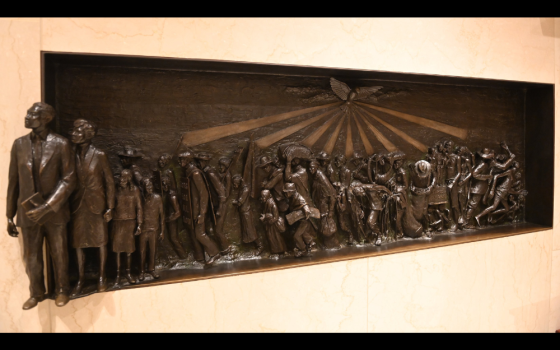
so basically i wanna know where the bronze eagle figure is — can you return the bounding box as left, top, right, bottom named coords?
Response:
left=330, top=77, right=383, bottom=111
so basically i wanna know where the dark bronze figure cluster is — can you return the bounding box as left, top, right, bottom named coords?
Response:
left=7, top=101, right=527, bottom=311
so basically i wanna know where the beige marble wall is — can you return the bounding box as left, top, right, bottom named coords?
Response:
left=0, top=18, right=559, bottom=332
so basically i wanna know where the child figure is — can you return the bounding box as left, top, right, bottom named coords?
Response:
left=112, top=169, right=142, bottom=285
left=139, top=178, right=164, bottom=281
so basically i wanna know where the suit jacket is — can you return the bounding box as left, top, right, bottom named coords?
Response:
left=7, top=131, right=77, bottom=227
left=71, top=144, right=115, bottom=215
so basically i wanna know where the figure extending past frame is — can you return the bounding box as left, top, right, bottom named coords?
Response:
left=5, top=75, right=533, bottom=306
left=69, top=119, right=114, bottom=296
left=7, top=102, right=76, bottom=309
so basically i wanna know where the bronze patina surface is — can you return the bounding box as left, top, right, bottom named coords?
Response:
left=5, top=52, right=552, bottom=309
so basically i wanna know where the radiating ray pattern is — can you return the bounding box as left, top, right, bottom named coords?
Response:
left=352, top=109, right=374, bottom=156
left=356, top=101, right=468, bottom=140
left=353, top=107, right=398, bottom=153
left=178, top=84, right=469, bottom=158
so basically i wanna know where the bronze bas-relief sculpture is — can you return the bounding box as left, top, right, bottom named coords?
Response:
left=8, top=70, right=530, bottom=309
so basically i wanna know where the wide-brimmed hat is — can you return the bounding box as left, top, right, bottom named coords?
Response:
left=117, top=146, right=144, bottom=158
left=352, top=150, right=366, bottom=160
left=316, top=151, right=330, bottom=161
left=390, top=151, right=406, bottom=161
left=256, top=156, right=273, bottom=168
left=478, top=148, right=495, bottom=160
left=178, top=150, right=195, bottom=159
left=283, top=183, right=296, bottom=192
left=195, top=152, right=212, bottom=161
left=415, top=160, right=431, bottom=175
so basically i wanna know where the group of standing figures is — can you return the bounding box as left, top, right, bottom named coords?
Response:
left=6, top=103, right=527, bottom=311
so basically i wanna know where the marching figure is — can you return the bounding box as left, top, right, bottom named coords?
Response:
left=258, top=156, right=289, bottom=212
left=232, top=175, right=264, bottom=255
left=259, top=189, right=288, bottom=256
left=196, top=152, right=233, bottom=254
left=69, top=119, right=115, bottom=295
left=351, top=150, right=370, bottom=183
left=161, top=175, right=187, bottom=259
left=333, top=155, right=354, bottom=244
left=178, top=150, right=221, bottom=264
left=112, top=169, right=142, bottom=285
left=316, top=151, right=336, bottom=183
left=349, top=181, right=392, bottom=246
left=309, top=160, right=339, bottom=248
left=7, top=102, right=76, bottom=309
left=139, top=178, right=164, bottom=281
left=117, top=146, right=144, bottom=188
left=464, top=143, right=515, bottom=229
left=283, top=182, right=318, bottom=257
left=407, top=160, right=435, bottom=238
left=475, top=161, right=526, bottom=226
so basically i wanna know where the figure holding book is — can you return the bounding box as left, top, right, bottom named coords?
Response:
left=6, top=102, right=76, bottom=309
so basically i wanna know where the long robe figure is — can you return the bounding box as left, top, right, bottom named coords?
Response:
left=259, top=190, right=288, bottom=255
left=178, top=150, right=221, bottom=265
left=309, top=160, right=339, bottom=248
left=232, top=175, right=264, bottom=255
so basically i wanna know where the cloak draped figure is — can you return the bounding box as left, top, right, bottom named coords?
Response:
left=405, top=160, right=435, bottom=238
left=309, top=160, right=339, bottom=249
left=259, top=190, right=288, bottom=255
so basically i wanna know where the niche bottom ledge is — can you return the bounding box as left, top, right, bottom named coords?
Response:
left=64, top=222, right=550, bottom=299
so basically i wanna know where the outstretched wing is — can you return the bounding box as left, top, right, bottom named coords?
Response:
left=330, top=77, right=351, bottom=101
left=354, top=86, right=383, bottom=101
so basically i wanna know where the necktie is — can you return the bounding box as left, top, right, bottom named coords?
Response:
left=32, top=135, right=43, bottom=195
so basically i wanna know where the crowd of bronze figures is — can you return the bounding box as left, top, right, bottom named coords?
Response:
left=7, top=103, right=527, bottom=310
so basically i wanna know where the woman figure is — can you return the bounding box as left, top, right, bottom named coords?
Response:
left=259, top=189, right=288, bottom=257
left=112, top=169, right=142, bottom=285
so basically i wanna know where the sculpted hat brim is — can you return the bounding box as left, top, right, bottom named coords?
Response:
left=257, top=159, right=273, bottom=167
left=478, top=151, right=495, bottom=159
left=117, top=152, right=143, bottom=158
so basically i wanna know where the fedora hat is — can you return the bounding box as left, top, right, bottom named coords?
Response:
left=316, top=151, right=330, bottom=161
left=477, top=148, right=495, bottom=160
left=256, top=156, right=273, bottom=168
left=117, top=146, right=143, bottom=158
left=283, top=182, right=296, bottom=192
left=195, top=152, right=212, bottom=161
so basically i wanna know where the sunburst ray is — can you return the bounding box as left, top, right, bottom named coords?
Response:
left=255, top=108, right=335, bottom=148
left=345, top=112, right=354, bottom=158
left=356, top=101, right=468, bottom=140
left=323, top=114, right=346, bottom=155
left=301, top=110, right=341, bottom=148
left=353, top=106, right=398, bottom=152
left=352, top=108, right=374, bottom=156
left=179, top=102, right=341, bottom=147
left=359, top=105, right=428, bottom=153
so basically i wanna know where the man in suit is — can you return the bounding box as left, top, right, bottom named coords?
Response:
left=69, top=119, right=115, bottom=295
left=178, top=150, right=220, bottom=265
left=6, top=102, right=77, bottom=310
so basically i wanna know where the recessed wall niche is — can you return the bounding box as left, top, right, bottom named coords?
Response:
left=40, top=52, right=553, bottom=299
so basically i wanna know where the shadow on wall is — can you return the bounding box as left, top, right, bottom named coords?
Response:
left=539, top=18, right=555, bottom=37
left=49, top=292, right=117, bottom=332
